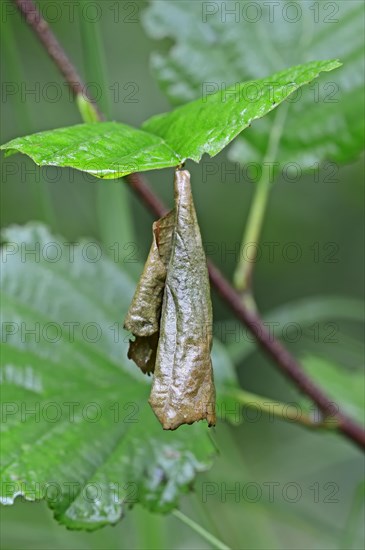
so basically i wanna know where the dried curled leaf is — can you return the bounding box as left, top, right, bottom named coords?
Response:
left=124, top=211, right=174, bottom=374
left=150, top=170, right=216, bottom=429
left=124, top=170, right=216, bottom=429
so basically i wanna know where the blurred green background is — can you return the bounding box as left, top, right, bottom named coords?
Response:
left=1, top=1, right=364, bottom=549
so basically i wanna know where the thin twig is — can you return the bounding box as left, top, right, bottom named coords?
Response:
left=225, top=389, right=340, bottom=430
left=12, top=0, right=365, bottom=452
left=208, top=262, right=365, bottom=449
left=13, top=0, right=103, bottom=119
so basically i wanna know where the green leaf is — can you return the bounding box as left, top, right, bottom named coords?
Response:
left=142, top=60, right=341, bottom=163
left=0, top=223, right=236, bottom=530
left=1, top=62, right=341, bottom=177
left=143, top=0, right=364, bottom=167
left=0, top=122, right=181, bottom=179
left=301, top=356, right=364, bottom=425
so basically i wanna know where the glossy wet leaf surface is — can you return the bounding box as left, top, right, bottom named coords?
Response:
left=1, top=61, right=340, bottom=176
left=143, top=0, right=364, bottom=167
left=1, top=122, right=181, bottom=178
left=142, top=60, right=341, bottom=163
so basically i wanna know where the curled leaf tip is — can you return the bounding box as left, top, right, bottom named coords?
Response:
left=127, top=334, right=158, bottom=375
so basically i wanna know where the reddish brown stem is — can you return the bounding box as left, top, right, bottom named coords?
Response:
left=12, top=0, right=365, bottom=451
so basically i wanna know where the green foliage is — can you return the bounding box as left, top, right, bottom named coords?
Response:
left=1, top=61, right=340, bottom=177
left=0, top=224, right=237, bottom=530
left=0, top=123, right=181, bottom=179
left=143, top=61, right=340, bottom=162
left=1, top=2, right=364, bottom=545
left=301, top=356, right=365, bottom=425
left=143, top=0, right=364, bottom=167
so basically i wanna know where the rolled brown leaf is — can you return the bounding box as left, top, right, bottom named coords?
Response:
left=124, top=169, right=216, bottom=429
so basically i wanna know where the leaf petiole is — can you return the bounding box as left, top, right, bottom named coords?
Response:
left=172, top=509, right=231, bottom=550
left=233, top=104, right=289, bottom=292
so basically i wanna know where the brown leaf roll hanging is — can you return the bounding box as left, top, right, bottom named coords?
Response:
left=150, top=170, right=216, bottom=429
left=124, top=169, right=216, bottom=429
